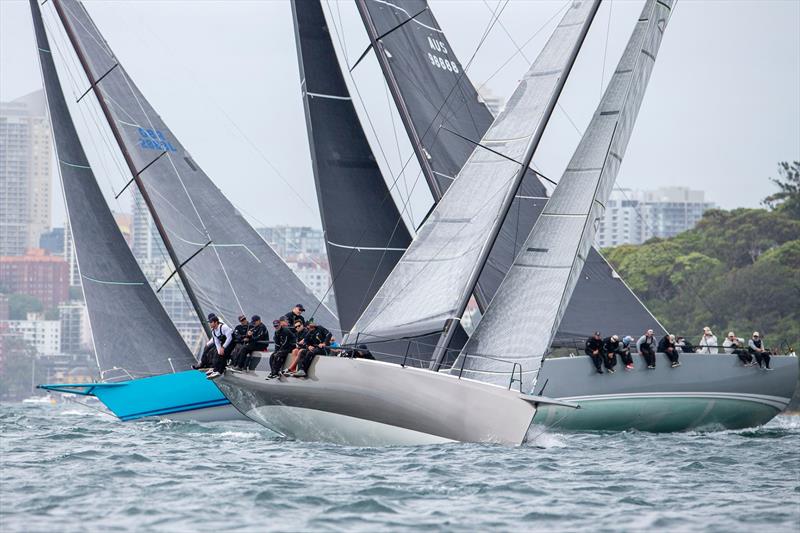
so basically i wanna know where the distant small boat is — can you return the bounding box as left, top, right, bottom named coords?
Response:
left=22, top=394, right=57, bottom=405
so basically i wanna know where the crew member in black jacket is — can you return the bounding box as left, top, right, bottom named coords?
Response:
left=232, top=315, right=269, bottom=371
left=294, top=321, right=334, bottom=377
left=267, top=318, right=296, bottom=379
left=658, top=334, right=681, bottom=368
left=228, top=315, right=250, bottom=367
left=585, top=332, right=605, bottom=374
left=601, top=335, right=621, bottom=373
left=283, top=304, right=306, bottom=327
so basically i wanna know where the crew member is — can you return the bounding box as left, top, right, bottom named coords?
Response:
left=723, top=331, right=752, bottom=366
left=698, top=327, right=718, bottom=354
left=228, top=315, right=250, bottom=368
left=619, top=336, right=635, bottom=370
left=294, top=321, right=334, bottom=378
left=284, top=304, right=306, bottom=327
left=585, top=332, right=604, bottom=374
left=658, top=334, right=681, bottom=368
left=206, top=315, right=234, bottom=379
left=636, top=329, right=657, bottom=369
left=676, top=336, right=695, bottom=353
left=284, top=320, right=309, bottom=376
left=233, top=315, right=270, bottom=371
left=194, top=313, right=223, bottom=369
left=267, top=318, right=296, bottom=379
left=602, top=335, right=620, bottom=373
left=748, top=332, right=771, bottom=370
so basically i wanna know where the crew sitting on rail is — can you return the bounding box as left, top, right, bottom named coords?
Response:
left=636, top=329, right=657, bottom=369
left=698, top=327, right=718, bottom=354
left=206, top=314, right=234, bottom=379
left=658, top=334, right=681, bottom=368
left=284, top=304, right=306, bottom=328
left=585, top=331, right=605, bottom=374
left=282, top=320, right=309, bottom=376
left=601, top=335, right=621, bottom=374
left=231, top=315, right=270, bottom=371
left=676, top=336, right=695, bottom=353
left=227, top=314, right=250, bottom=367
left=619, top=336, right=635, bottom=370
left=723, top=331, right=753, bottom=366
left=291, top=320, right=334, bottom=378
left=748, top=332, right=772, bottom=370
left=267, top=318, right=296, bottom=380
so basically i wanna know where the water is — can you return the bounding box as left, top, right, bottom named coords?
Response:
left=1, top=403, right=798, bottom=532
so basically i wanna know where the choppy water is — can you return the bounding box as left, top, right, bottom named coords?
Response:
left=1, top=402, right=798, bottom=532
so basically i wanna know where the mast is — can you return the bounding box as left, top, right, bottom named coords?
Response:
left=355, top=0, right=442, bottom=199
left=51, top=0, right=211, bottom=337
left=430, top=0, right=601, bottom=369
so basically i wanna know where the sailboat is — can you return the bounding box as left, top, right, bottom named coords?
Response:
left=35, top=0, right=337, bottom=421
left=356, top=0, right=798, bottom=431
left=215, top=0, right=797, bottom=442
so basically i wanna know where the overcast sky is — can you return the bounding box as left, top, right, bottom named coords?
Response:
left=1, top=0, right=798, bottom=231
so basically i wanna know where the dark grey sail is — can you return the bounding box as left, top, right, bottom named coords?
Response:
left=357, top=0, right=665, bottom=342
left=51, top=0, right=338, bottom=331
left=30, top=0, right=194, bottom=379
left=291, top=0, right=412, bottom=333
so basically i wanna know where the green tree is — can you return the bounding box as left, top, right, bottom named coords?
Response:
left=7, top=294, right=43, bottom=320
left=763, top=161, right=800, bottom=219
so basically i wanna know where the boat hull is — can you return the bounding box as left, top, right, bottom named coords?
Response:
left=40, top=370, right=245, bottom=422
left=216, top=357, right=537, bottom=446
left=533, top=353, right=799, bottom=431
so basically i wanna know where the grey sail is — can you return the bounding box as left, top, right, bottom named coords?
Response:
left=457, top=0, right=675, bottom=391
left=348, top=1, right=599, bottom=354
left=358, top=0, right=665, bottom=345
left=51, top=0, right=338, bottom=331
left=30, top=0, right=194, bottom=378
left=291, top=0, right=412, bottom=333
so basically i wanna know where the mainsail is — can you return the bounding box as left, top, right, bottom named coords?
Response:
left=51, top=0, right=338, bottom=331
left=291, top=0, right=412, bottom=332
left=30, top=0, right=194, bottom=378
left=348, top=1, right=599, bottom=357
left=457, top=0, right=675, bottom=391
left=357, top=0, right=666, bottom=343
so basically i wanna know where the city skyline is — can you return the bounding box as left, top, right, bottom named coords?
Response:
left=1, top=1, right=797, bottom=233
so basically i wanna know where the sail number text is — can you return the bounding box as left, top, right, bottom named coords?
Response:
left=426, top=36, right=459, bottom=74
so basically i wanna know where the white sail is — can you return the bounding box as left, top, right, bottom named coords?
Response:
left=348, top=0, right=600, bottom=343
left=455, top=0, right=675, bottom=391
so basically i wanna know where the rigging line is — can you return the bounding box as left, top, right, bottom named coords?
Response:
left=383, top=78, right=414, bottom=224
left=114, top=150, right=168, bottom=199
left=481, top=0, right=530, bottom=64
left=157, top=240, right=213, bottom=293
left=76, top=62, right=118, bottom=102
left=350, top=6, right=428, bottom=72
left=439, top=126, right=557, bottom=187
left=473, top=0, right=571, bottom=96
left=43, top=12, right=128, bottom=208
left=600, top=0, right=614, bottom=96
left=59, top=0, right=114, bottom=61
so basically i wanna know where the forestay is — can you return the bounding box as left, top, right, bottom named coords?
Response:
left=358, top=0, right=665, bottom=343
left=52, top=0, right=338, bottom=331
left=292, top=0, right=411, bottom=333
left=31, top=0, right=194, bottom=379
left=349, top=0, right=599, bottom=344
left=456, top=0, right=675, bottom=391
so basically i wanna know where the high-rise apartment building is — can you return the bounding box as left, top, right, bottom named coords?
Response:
left=596, top=187, right=715, bottom=248
left=257, top=226, right=324, bottom=258
left=0, top=90, right=52, bottom=256
left=59, top=301, right=90, bottom=355
left=0, top=313, right=60, bottom=355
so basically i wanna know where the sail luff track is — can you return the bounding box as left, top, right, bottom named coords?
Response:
left=456, top=0, right=675, bottom=392
left=30, top=0, right=195, bottom=378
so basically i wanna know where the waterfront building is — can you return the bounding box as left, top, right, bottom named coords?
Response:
left=0, top=90, right=52, bottom=256
left=596, top=187, right=715, bottom=248
left=0, top=313, right=60, bottom=355
left=39, top=227, right=65, bottom=255
left=257, top=226, right=325, bottom=257
left=0, top=249, right=69, bottom=309
left=58, top=301, right=90, bottom=354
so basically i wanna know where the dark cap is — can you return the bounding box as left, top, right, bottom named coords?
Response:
left=357, top=344, right=368, bottom=350
left=207, top=313, right=219, bottom=322
left=295, top=304, right=305, bottom=311
left=251, top=315, right=261, bottom=322
left=238, top=314, right=247, bottom=322
left=593, top=331, right=601, bottom=336
left=272, top=320, right=281, bottom=327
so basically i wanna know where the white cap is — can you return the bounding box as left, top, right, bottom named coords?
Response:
left=753, top=331, right=760, bottom=337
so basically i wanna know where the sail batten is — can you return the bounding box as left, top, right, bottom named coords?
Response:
left=456, top=0, right=676, bottom=391
left=349, top=0, right=600, bottom=349
left=30, top=0, right=194, bottom=378
left=51, top=0, right=337, bottom=331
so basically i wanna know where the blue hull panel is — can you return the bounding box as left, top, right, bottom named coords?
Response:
left=40, top=370, right=229, bottom=421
